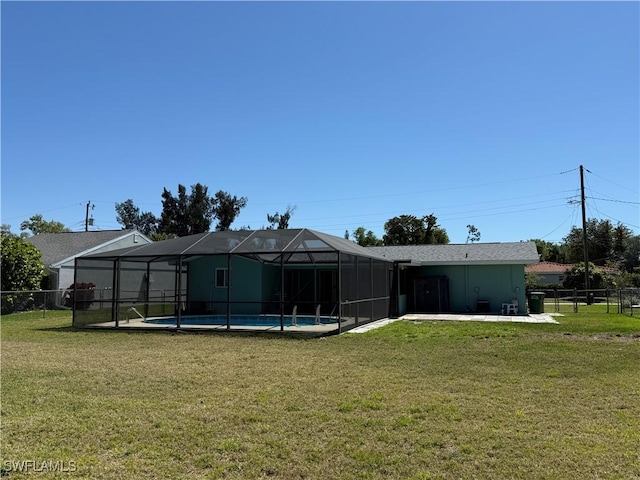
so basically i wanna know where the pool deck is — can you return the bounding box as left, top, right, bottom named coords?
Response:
left=85, top=318, right=340, bottom=335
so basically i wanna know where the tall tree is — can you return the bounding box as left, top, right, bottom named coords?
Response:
left=20, top=214, right=69, bottom=236
left=266, top=205, right=296, bottom=230
left=352, top=226, right=383, bottom=246
left=158, top=184, right=217, bottom=236
left=383, top=214, right=449, bottom=246
left=115, top=199, right=158, bottom=236
left=621, top=235, right=640, bottom=273
left=159, top=184, right=190, bottom=236
left=188, top=183, right=215, bottom=234
left=611, top=224, right=633, bottom=264
left=213, top=190, right=248, bottom=231
left=530, top=239, right=566, bottom=263
left=562, top=219, right=633, bottom=266
left=466, top=224, right=481, bottom=243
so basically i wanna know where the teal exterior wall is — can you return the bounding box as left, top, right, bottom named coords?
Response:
left=186, top=256, right=226, bottom=312
left=187, top=255, right=265, bottom=315
left=188, top=255, right=527, bottom=317
left=410, top=264, right=527, bottom=314
left=186, top=257, right=342, bottom=316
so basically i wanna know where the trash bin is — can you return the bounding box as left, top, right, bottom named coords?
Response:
left=528, top=291, right=545, bottom=314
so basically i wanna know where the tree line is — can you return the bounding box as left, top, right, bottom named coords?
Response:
left=2, top=182, right=638, bottom=293
left=530, top=219, right=639, bottom=272
left=529, top=218, right=639, bottom=288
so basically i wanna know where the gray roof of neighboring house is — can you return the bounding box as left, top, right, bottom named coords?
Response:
left=25, top=230, right=145, bottom=267
left=368, top=242, right=540, bottom=266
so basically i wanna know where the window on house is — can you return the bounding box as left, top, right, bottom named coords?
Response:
left=216, top=268, right=228, bottom=288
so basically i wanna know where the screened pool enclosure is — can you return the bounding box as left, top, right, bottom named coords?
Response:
left=73, top=229, right=392, bottom=334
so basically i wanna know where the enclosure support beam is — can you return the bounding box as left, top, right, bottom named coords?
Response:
left=338, top=252, right=342, bottom=333
left=176, top=257, right=182, bottom=329
left=114, top=258, right=120, bottom=328
left=226, top=254, right=231, bottom=330
left=280, top=254, right=284, bottom=331
left=72, top=258, right=78, bottom=326
left=145, top=261, right=151, bottom=318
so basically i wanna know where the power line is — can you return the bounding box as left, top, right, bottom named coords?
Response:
left=588, top=197, right=640, bottom=205
left=587, top=170, right=639, bottom=195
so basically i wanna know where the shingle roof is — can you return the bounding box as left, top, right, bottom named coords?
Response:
left=368, top=242, right=540, bottom=265
left=25, top=230, right=141, bottom=267
left=525, top=261, right=620, bottom=275
left=525, top=261, right=571, bottom=274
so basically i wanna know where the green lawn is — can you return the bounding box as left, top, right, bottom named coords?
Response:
left=1, top=311, right=639, bottom=479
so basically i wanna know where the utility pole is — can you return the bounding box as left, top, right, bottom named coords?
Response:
left=85, top=201, right=94, bottom=232
left=579, top=165, right=590, bottom=299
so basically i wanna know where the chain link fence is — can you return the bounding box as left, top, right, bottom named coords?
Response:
left=3, top=288, right=640, bottom=318
left=526, top=288, right=640, bottom=315
left=0, top=288, right=175, bottom=317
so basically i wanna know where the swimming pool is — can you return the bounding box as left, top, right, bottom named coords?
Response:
left=143, top=314, right=338, bottom=327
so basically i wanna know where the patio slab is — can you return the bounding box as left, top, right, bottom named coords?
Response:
left=348, top=312, right=558, bottom=333
left=400, top=313, right=558, bottom=324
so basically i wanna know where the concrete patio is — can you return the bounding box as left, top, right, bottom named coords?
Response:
left=348, top=312, right=559, bottom=333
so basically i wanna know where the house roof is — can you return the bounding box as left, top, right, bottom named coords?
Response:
left=25, top=230, right=148, bottom=267
left=80, top=228, right=392, bottom=264
left=368, top=242, right=540, bottom=266
left=525, top=261, right=620, bottom=275
left=525, top=261, right=571, bottom=274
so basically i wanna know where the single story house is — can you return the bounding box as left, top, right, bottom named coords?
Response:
left=26, top=230, right=152, bottom=295
left=71, top=230, right=540, bottom=333
left=369, top=242, right=540, bottom=315
left=525, top=261, right=621, bottom=287
left=525, top=261, right=570, bottom=286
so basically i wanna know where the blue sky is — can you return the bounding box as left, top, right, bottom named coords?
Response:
left=2, top=1, right=638, bottom=244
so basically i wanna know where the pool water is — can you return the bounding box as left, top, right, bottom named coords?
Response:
left=143, top=314, right=337, bottom=327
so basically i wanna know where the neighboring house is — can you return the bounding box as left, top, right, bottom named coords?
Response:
left=525, top=261, right=570, bottom=286
left=25, top=230, right=152, bottom=293
left=369, top=242, right=540, bottom=315
left=525, top=261, right=621, bottom=286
